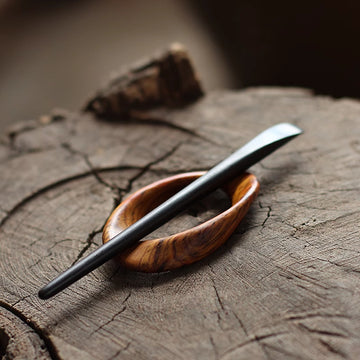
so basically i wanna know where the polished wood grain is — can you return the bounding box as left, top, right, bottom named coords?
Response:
left=103, top=172, right=259, bottom=272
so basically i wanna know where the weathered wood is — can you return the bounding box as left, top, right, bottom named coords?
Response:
left=85, top=43, right=204, bottom=118
left=0, top=306, right=50, bottom=359
left=103, top=172, right=259, bottom=272
left=1, top=87, right=360, bottom=359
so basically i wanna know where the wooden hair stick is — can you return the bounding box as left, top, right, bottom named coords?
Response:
left=38, top=123, right=302, bottom=299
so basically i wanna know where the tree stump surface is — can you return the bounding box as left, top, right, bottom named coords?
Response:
left=0, top=87, right=359, bottom=359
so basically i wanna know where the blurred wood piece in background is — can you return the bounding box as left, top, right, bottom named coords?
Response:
left=85, top=43, right=203, bottom=118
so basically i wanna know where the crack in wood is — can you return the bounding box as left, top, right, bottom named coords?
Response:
left=2, top=87, right=360, bottom=359
left=128, top=113, right=218, bottom=145
left=315, top=257, right=360, bottom=274
left=106, top=341, right=131, bottom=360
left=91, top=306, right=127, bottom=336
left=297, top=323, right=349, bottom=338
left=68, top=142, right=183, bottom=266
left=0, top=171, right=97, bottom=227
left=120, top=141, right=184, bottom=197
left=70, top=228, right=103, bottom=267
left=259, top=342, right=306, bottom=360
left=285, top=313, right=351, bottom=322
left=0, top=301, right=60, bottom=360
left=209, top=334, right=219, bottom=360
left=232, top=311, right=249, bottom=336
left=61, top=142, right=118, bottom=192
left=212, top=282, right=225, bottom=313
left=319, top=339, right=347, bottom=357
left=90, top=292, right=131, bottom=336
left=11, top=294, right=32, bottom=308
left=220, top=331, right=288, bottom=359
left=262, top=206, right=272, bottom=227
left=258, top=201, right=273, bottom=229
left=0, top=159, right=176, bottom=229
left=5, top=113, right=66, bottom=154
left=61, top=138, right=183, bottom=200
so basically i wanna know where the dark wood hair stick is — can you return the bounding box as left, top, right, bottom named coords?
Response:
left=38, top=123, right=302, bottom=299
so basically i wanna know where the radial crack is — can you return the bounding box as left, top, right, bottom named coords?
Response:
left=107, top=341, right=131, bottom=360
left=319, top=339, right=347, bottom=357
left=122, top=141, right=183, bottom=197
left=6, top=113, right=66, bottom=153
left=61, top=142, right=117, bottom=192
left=298, top=323, right=348, bottom=338
left=71, top=228, right=103, bottom=266
left=220, top=331, right=287, bottom=359
left=259, top=202, right=272, bottom=227
left=128, top=113, right=217, bottom=145
left=90, top=291, right=131, bottom=336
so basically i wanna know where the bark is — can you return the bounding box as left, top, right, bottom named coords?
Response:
left=84, top=43, right=203, bottom=118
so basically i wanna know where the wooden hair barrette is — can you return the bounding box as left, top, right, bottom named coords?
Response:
left=39, top=123, right=302, bottom=299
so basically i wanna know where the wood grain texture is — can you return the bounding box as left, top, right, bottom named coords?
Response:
left=84, top=43, right=203, bottom=118
left=0, top=88, right=360, bottom=359
left=103, top=172, right=259, bottom=272
left=0, top=306, right=50, bottom=359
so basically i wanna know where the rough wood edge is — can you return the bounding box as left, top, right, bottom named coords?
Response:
left=84, top=43, right=204, bottom=118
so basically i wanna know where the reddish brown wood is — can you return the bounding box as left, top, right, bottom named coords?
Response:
left=103, top=172, right=259, bottom=272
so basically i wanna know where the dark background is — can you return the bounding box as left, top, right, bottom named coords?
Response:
left=193, top=0, right=360, bottom=97
left=1, top=0, right=359, bottom=130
